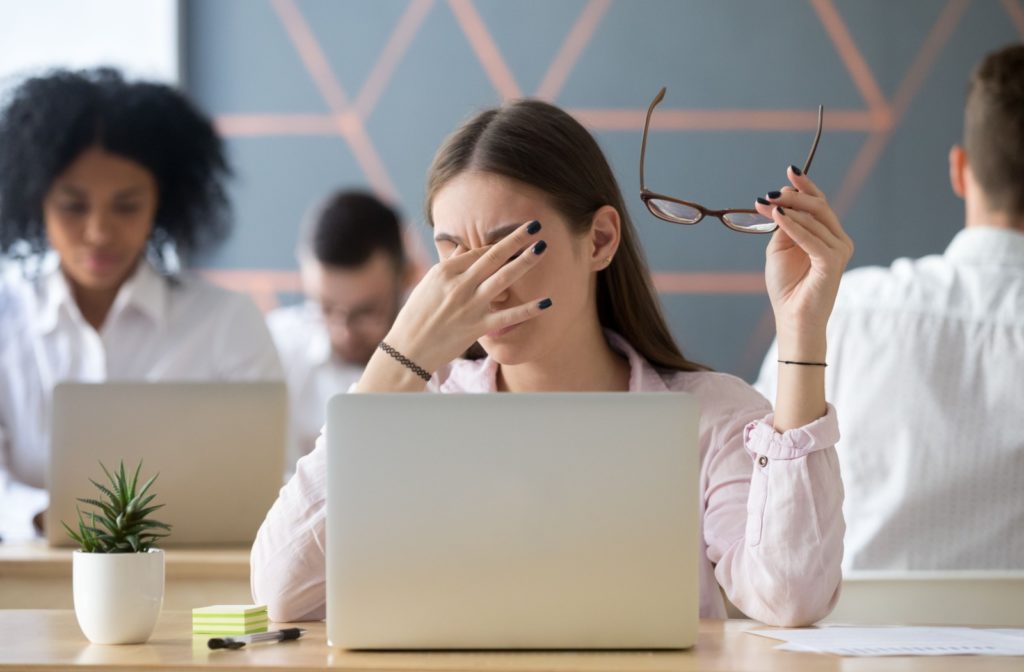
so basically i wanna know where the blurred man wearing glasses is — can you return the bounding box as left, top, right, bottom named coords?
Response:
left=268, top=191, right=411, bottom=474
left=756, top=44, right=1024, bottom=571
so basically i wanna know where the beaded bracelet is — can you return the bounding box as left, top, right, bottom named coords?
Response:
left=379, top=342, right=432, bottom=381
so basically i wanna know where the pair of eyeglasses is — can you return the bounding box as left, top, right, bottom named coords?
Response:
left=639, top=87, right=824, bottom=233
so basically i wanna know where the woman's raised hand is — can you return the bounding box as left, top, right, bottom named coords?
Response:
left=358, top=220, right=551, bottom=391
left=755, top=166, right=854, bottom=358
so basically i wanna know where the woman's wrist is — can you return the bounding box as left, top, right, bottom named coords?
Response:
left=774, top=322, right=827, bottom=363
left=356, top=328, right=439, bottom=393
left=355, top=348, right=431, bottom=393
left=379, top=326, right=449, bottom=376
left=772, top=322, right=828, bottom=432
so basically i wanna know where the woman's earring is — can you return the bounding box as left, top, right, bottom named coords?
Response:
left=604, top=257, right=613, bottom=266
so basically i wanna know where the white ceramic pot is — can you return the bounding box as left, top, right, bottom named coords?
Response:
left=72, top=548, right=165, bottom=644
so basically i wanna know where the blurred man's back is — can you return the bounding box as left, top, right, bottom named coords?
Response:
left=756, top=45, right=1024, bottom=570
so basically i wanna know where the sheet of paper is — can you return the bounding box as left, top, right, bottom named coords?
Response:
left=749, top=626, right=1024, bottom=657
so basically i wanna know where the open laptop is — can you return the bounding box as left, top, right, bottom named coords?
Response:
left=48, top=382, right=287, bottom=548
left=326, top=392, right=700, bottom=650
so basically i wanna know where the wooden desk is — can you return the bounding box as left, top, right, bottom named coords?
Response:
left=0, top=541, right=251, bottom=609
left=0, top=610, right=1018, bottom=671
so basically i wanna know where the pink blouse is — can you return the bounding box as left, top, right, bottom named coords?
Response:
left=251, top=332, right=843, bottom=627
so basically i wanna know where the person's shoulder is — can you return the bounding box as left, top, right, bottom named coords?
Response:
left=166, top=272, right=264, bottom=319
left=0, top=277, right=23, bottom=331
left=436, top=356, right=494, bottom=392
left=660, top=368, right=771, bottom=422
left=0, top=270, right=47, bottom=370
left=0, top=266, right=25, bottom=311
left=835, top=252, right=949, bottom=312
left=266, top=303, right=307, bottom=330
left=265, top=303, right=311, bottom=343
left=839, top=255, right=931, bottom=291
left=164, top=272, right=273, bottom=349
left=264, top=303, right=326, bottom=369
left=0, top=267, right=38, bottom=336
left=167, top=272, right=282, bottom=377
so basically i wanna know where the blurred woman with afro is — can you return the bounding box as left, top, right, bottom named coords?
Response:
left=0, top=68, right=282, bottom=538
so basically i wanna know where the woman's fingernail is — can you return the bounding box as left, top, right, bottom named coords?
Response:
left=756, top=197, right=770, bottom=206
left=790, top=165, right=803, bottom=176
left=767, top=190, right=782, bottom=199
left=527, top=220, right=542, bottom=235
left=533, top=240, right=547, bottom=255
left=538, top=298, right=553, bottom=310
left=777, top=206, right=786, bottom=215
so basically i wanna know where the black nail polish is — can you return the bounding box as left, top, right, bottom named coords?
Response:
left=538, top=298, right=553, bottom=310
left=777, top=206, right=786, bottom=215
left=767, top=191, right=782, bottom=199
left=756, top=197, right=770, bottom=206
left=527, top=220, right=542, bottom=235
left=790, top=164, right=803, bottom=176
left=533, top=240, right=547, bottom=255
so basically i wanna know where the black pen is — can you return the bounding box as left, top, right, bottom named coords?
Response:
left=208, top=627, right=306, bottom=650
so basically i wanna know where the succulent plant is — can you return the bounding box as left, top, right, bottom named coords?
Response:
left=62, top=460, right=171, bottom=553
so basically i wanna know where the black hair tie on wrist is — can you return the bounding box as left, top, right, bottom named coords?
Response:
left=379, top=342, right=432, bottom=381
left=778, top=359, right=827, bottom=367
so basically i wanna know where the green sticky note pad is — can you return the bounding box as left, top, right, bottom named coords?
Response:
left=192, top=616, right=269, bottom=626
left=192, top=604, right=267, bottom=618
left=192, top=620, right=269, bottom=635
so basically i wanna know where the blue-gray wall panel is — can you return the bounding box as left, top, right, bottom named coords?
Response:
left=184, top=0, right=1021, bottom=381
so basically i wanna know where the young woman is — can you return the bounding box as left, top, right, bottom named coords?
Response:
left=251, top=100, right=853, bottom=627
left=0, top=69, right=282, bottom=538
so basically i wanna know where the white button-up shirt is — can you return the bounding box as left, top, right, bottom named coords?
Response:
left=0, top=259, right=283, bottom=538
left=266, top=303, right=364, bottom=475
left=756, top=226, right=1024, bottom=570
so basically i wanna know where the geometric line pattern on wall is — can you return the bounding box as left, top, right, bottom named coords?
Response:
left=201, top=269, right=769, bottom=314
left=208, top=0, right=1008, bottom=314
left=1002, top=0, right=1024, bottom=37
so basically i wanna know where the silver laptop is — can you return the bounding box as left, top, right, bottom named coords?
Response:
left=326, top=392, right=700, bottom=650
left=48, top=382, right=287, bottom=547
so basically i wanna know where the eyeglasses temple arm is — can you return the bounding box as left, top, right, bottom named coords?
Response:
left=639, top=87, right=666, bottom=191
left=802, top=105, right=824, bottom=175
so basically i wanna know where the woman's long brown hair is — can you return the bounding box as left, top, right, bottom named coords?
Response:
left=425, top=99, right=707, bottom=373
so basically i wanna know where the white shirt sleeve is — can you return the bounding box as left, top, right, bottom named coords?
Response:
left=0, top=282, right=48, bottom=539
left=0, top=421, right=48, bottom=541
left=251, top=431, right=328, bottom=621
left=0, top=421, right=9, bottom=496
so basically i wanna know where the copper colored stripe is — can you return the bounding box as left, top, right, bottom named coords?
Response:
left=535, top=0, right=611, bottom=101
left=652, top=272, right=766, bottom=294
left=571, top=108, right=880, bottom=132
left=448, top=0, right=522, bottom=100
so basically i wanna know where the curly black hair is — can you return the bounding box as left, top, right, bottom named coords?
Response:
left=0, top=68, right=231, bottom=269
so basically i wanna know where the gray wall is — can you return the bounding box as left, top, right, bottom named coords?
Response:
left=185, top=0, right=1023, bottom=381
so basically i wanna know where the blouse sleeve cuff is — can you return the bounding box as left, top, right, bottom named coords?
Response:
left=743, top=403, right=840, bottom=460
